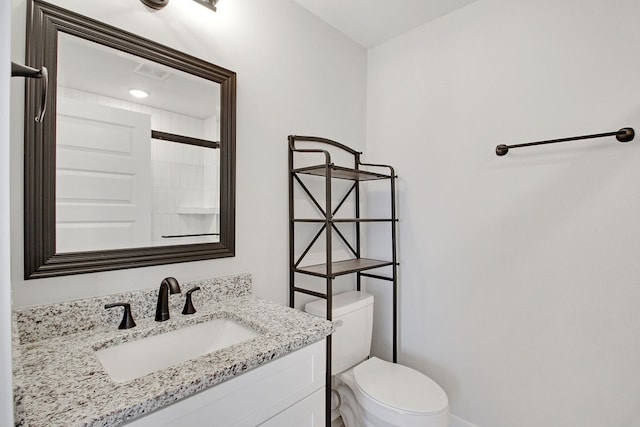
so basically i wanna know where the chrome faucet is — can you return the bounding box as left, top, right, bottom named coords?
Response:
left=155, top=277, right=181, bottom=322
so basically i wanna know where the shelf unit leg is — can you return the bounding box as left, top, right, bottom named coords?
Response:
left=325, top=335, right=332, bottom=426
left=390, top=172, right=398, bottom=363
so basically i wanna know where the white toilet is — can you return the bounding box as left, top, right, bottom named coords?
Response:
left=305, top=291, right=450, bottom=427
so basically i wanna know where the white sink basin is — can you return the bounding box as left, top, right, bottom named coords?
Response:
left=96, top=317, right=260, bottom=383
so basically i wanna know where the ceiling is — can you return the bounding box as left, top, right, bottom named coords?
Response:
left=292, top=0, right=479, bottom=48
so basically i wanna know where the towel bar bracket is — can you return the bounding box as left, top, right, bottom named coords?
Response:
left=11, top=61, right=48, bottom=122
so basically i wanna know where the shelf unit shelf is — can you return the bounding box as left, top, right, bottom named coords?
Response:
left=288, top=135, right=398, bottom=427
left=293, top=164, right=392, bottom=181
left=294, top=258, right=394, bottom=278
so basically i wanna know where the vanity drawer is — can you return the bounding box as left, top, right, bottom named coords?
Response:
left=124, top=339, right=325, bottom=427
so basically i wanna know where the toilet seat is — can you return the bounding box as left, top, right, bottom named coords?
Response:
left=352, top=357, right=449, bottom=420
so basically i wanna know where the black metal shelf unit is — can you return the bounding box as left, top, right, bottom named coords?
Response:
left=288, top=135, right=398, bottom=426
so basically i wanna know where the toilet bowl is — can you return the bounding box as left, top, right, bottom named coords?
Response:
left=305, top=291, right=450, bottom=427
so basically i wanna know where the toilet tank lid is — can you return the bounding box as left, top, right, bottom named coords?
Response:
left=305, top=291, right=373, bottom=318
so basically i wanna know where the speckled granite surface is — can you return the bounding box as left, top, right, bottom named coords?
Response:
left=13, top=274, right=333, bottom=427
left=14, top=274, right=253, bottom=345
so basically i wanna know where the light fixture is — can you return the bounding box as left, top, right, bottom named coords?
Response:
left=129, top=89, right=149, bottom=99
left=193, top=0, right=218, bottom=11
left=140, top=0, right=169, bottom=10
left=139, top=0, right=219, bottom=11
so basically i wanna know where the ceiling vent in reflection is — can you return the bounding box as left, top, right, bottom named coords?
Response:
left=133, top=63, right=171, bottom=81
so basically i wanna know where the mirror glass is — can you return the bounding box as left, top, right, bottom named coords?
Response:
left=56, top=33, right=220, bottom=252
left=24, top=0, right=236, bottom=279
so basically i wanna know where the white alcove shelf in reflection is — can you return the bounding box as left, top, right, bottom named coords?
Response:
left=177, top=207, right=220, bottom=215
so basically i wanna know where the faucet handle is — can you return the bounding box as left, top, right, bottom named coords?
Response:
left=105, top=303, right=137, bottom=329
left=182, top=287, right=201, bottom=315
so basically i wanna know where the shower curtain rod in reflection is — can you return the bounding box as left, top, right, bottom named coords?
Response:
left=495, top=127, right=635, bottom=156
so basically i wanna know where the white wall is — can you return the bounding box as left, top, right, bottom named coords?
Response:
left=10, top=0, right=367, bottom=307
left=2, top=0, right=15, bottom=423
left=367, top=0, right=640, bottom=426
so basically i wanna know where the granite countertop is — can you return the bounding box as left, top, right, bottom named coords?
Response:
left=13, top=274, right=333, bottom=427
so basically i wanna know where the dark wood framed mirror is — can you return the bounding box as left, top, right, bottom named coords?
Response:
left=23, top=0, right=236, bottom=279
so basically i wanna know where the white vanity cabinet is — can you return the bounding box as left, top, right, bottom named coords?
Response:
left=124, top=340, right=326, bottom=427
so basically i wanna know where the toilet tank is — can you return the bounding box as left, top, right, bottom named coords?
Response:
left=305, top=291, right=374, bottom=375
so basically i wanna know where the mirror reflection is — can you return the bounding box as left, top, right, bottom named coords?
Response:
left=56, top=33, right=220, bottom=252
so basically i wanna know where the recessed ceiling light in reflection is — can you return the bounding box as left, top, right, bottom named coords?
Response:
left=129, top=89, right=149, bottom=99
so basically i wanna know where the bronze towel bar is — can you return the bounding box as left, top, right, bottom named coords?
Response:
left=496, top=127, right=634, bottom=156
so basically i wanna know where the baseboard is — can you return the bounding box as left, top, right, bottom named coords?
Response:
left=451, top=413, right=480, bottom=427
left=332, top=412, right=474, bottom=427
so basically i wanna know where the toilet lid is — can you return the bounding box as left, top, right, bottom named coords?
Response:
left=353, top=357, right=448, bottom=415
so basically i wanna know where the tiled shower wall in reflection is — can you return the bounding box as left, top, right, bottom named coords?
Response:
left=58, top=87, right=220, bottom=244
left=151, top=139, right=219, bottom=243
